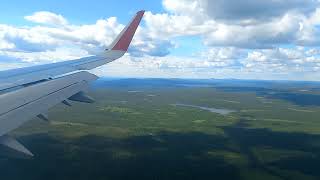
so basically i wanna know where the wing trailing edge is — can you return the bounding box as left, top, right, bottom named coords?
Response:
left=0, top=71, right=98, bottom=137
left=0, top=135, right=34, bottom=157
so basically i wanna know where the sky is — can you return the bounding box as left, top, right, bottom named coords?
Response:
left=1, top=0, right=320, bottom=80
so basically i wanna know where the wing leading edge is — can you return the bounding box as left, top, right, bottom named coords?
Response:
left=0, top=10, right=145, bottom=157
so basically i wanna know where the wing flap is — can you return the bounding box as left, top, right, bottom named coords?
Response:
left=0, top=135, right=33, bottom=157
left=0, top=71, right=97, bottom=137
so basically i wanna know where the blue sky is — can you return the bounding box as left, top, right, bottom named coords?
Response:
left=0, top=0, right=162, bottom=25
left=1, top=0, right=320, bottom=81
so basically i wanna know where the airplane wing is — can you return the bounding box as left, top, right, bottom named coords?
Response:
left=0, top=10, right=145, bottom=157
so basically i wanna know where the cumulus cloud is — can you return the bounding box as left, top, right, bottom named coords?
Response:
left=204, top=12, right=304, bottom=48
left=241, top=47, right=320, bottom=75
left=163, top=0, right=318, bottom=23
left=0, top=11, right=173, bottom=63
left=97, top=46, right=320, bottom=80
left=204, top=0, right=317, bottom=23
left=149, top=0, right=320, bottom=49
left=0, top=47, right=89, bottom=63
left=25, top=11, right=69, bottom=26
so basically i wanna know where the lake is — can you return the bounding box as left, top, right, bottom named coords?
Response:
left=173, top=103, right=236, bottom=115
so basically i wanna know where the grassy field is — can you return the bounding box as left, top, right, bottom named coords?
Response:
left=1, top=79, right=320, bottom=180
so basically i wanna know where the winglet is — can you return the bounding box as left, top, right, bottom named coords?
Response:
left=109, top=10, right=145, bottom=51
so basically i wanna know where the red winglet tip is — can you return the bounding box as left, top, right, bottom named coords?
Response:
left=111, top=10, right=145, bottom=51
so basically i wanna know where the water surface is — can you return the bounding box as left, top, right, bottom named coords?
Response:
left=174, top=103, right=236, bottom=115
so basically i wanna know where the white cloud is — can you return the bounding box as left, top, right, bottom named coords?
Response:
left=147, top=0, right=320, bottom=49
left=0, top=47, right=89, bottom=63
left=241, top=47, right=320, bottom=75
left=99, top=46, right=320, bottom=80
left=163, top=0, right=318, bottom=23
left=0, top=12, right=167, bottom=59
left=25, top=11, right=69, bottom=26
